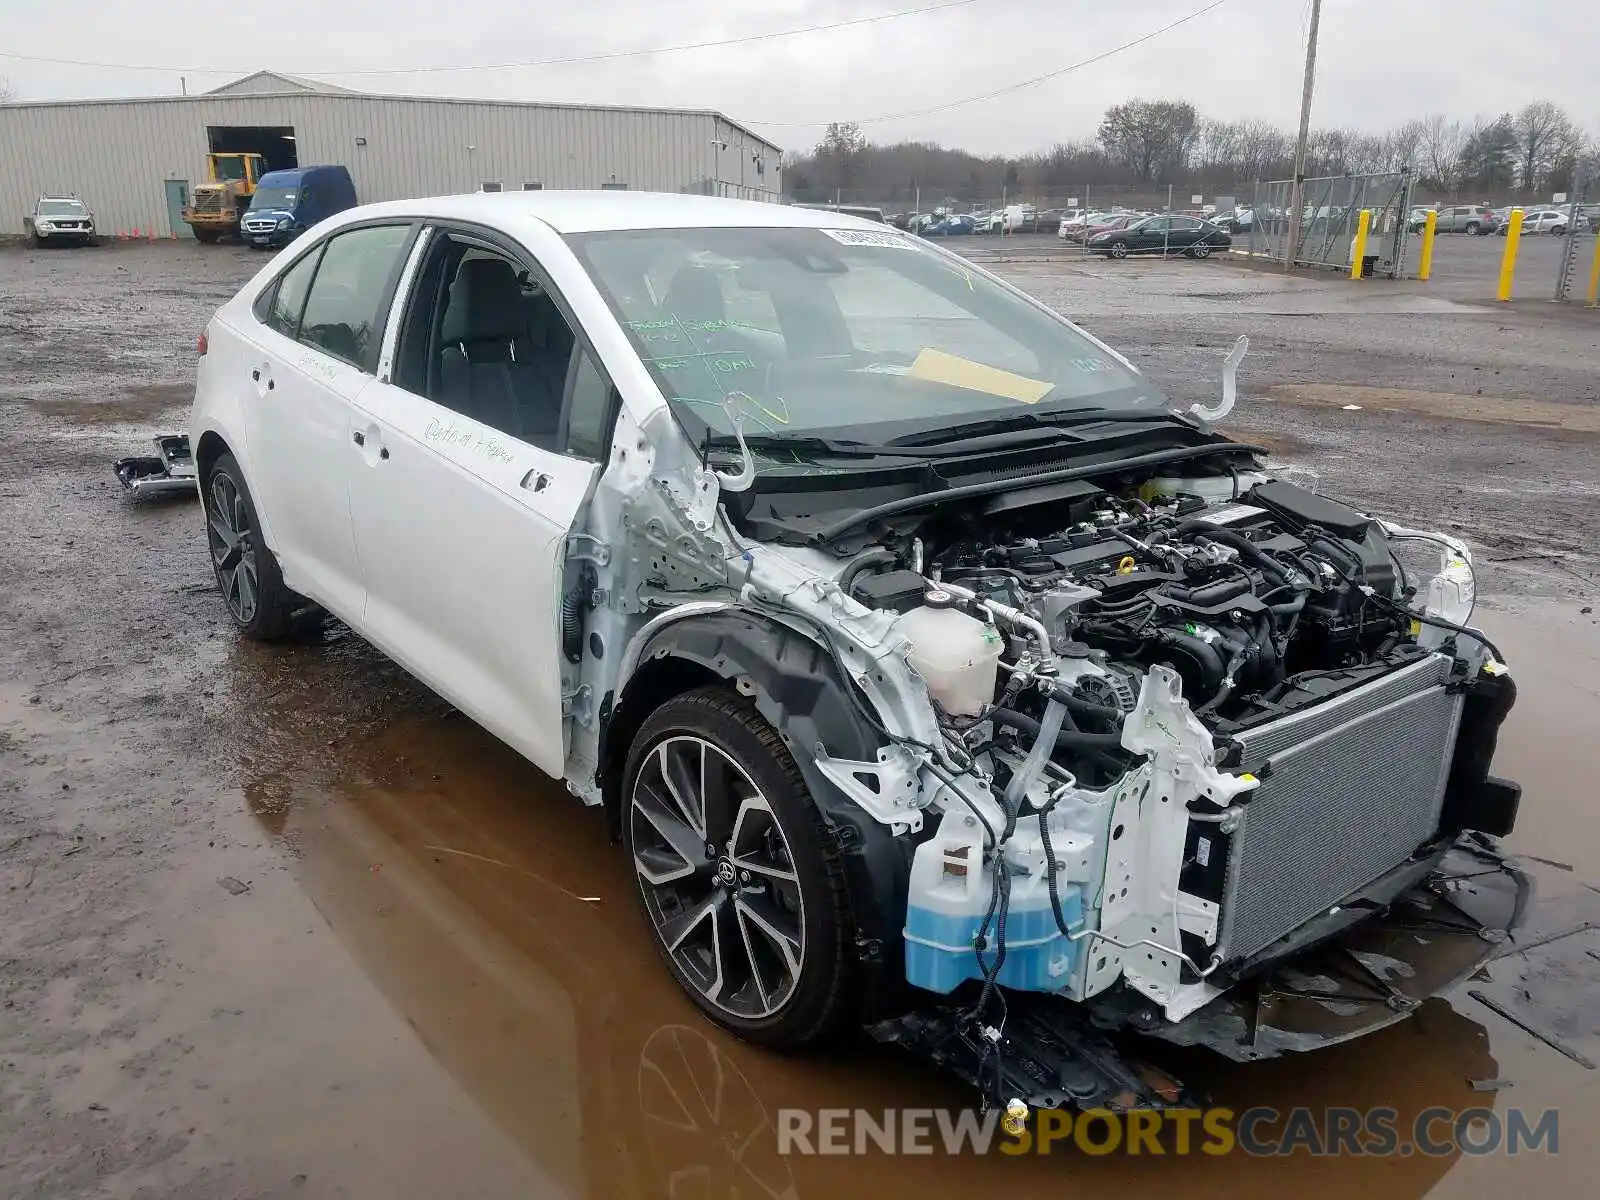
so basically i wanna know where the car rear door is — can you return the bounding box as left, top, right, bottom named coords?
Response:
left=235, top=222, right=416, bottom=620
left=1167, top=216, right=1204, bottom=249
left=346, top=225, right=610, bottom=778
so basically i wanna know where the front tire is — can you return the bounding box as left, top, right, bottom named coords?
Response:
left=203, top=453, right=316, bottom=641
left=624, top=687, right=855, bottom=1049
left=1190, top=242, right=1213, bottom=259
left=1108, top=240, right=1130, bottom=259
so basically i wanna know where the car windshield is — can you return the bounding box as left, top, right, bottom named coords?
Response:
left=567, top=225, right=1162, bottom=443
left=213, top=157, right=248, bottom=181
left=37, top=200, right=87, bottom=216
left=249, top=187, right=299, bottom=211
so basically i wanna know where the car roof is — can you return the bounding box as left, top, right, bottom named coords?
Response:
left=334, top=191, right=885, bottom=236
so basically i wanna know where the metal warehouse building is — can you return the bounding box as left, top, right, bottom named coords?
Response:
left=1, top=70, right=784, bottom=238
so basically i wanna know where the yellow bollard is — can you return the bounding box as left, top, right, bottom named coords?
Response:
left=1588, top=232, right=1600, bottom=308
left=1417, top=210, right=1438, bottom=280
left=1349, top=209, right=1372, bottom=280
left=1495, top=208, right=1524, bottom=301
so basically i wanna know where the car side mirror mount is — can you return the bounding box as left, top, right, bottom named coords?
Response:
left=712, top=391, right=756, bottom=493
left=1190, top=335, right=1248, bottom=424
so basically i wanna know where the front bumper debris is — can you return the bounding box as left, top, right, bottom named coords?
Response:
left=114, top=434, right=197, bottom=497
left=870, top=833, right=1530, bottom=1110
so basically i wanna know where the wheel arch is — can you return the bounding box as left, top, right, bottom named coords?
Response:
left=195, top=428, right=232, bottom=485
left=599, top=609, right=918, bottom=1020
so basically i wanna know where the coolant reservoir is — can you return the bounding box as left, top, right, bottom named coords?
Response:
left=1418, top=551, right=1475, bottom=650
left=898, top=589, right=1004, bottom=717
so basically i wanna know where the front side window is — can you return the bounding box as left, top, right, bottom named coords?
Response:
left=564, top=349, right=616, bottom=461
left=392, top=233, right=578, bottom=451
left=567, top=226, right=1154, bottom=444
left=296, top=224, right=413, bottom=371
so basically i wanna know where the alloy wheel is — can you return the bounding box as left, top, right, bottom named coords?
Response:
left=631, top=736, right=806, bottom=1021
left=207, top=472, right=260, bottom=625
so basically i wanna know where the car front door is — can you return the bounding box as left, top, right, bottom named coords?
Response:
left=236, top=222, right=416, bottom=620
left=1134, top=217, right=1169, bottom=252
left=347, top=226, right=604, bottom=777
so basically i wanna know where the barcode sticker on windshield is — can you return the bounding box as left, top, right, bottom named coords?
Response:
left=819, top=228, right=917, bottom=249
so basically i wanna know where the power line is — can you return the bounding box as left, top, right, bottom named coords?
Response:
left=750, top=0, right=1231, bottom=127
left=0, top=0, right=978, bottom=77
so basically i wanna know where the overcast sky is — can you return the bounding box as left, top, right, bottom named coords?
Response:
left=3, top=0, right=1593, bottom=156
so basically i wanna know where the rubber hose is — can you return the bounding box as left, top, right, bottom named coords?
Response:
left=1176, top=520, right=1294, bottom=589
left=560, top=580, right=586, bottom=664
left=838, top=546, right=897, bottom=593
left=1004, top=698, right=1068, bottom=811
left=1155, top=630, right=1227, bottom=695
left=1043, top=684, right=1125, bottom=725
left=988, top=707, right=1125, bottom=750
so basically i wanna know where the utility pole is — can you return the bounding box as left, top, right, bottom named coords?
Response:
left=1284, top=0, right=1322, bottom=268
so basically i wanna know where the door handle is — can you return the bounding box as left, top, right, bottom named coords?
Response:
left=251, top=368, right=259, bottom=381
left=352, top=430, right=365, bottom=446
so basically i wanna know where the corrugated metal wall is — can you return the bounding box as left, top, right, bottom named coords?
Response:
left=1, top=93, right=784, bottom=236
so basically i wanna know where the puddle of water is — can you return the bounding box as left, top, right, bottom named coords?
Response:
left=219, top=598, right=1600, bottom=1197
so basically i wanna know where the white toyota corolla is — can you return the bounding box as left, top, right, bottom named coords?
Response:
left=190, top=191, right=1525, bottom=1110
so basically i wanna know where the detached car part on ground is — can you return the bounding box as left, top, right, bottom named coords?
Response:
left=177, top=194, right=1526, bottom=1114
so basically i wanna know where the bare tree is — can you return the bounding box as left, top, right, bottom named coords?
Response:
left=1512, top=100, right=1576, bottom=192
left=1419, top=114, right=1466, bottom=190
left=1096, top=99, right=1201, bottom=182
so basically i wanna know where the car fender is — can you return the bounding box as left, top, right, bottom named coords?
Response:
left=603, top=608, right=919, bottom=1019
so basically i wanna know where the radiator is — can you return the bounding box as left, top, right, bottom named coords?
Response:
left=1217, top=654, right=1463, bottom=962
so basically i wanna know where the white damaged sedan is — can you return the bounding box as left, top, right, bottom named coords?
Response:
left=189, top=192, right=1527, bottom=1110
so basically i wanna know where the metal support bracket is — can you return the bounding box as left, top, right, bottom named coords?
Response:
left=565, top=533, right=611, bottom=566
left=561, top=683, right=594, bottom=726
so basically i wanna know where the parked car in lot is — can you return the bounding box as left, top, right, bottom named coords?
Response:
left=183, top=191, right=1525, bottom=1109
left=919, top=213, right=976, bottom=237
left=1432, top=204, right=1498, bottom=235
left=23, top=194, right=98, bottom=246
left=1405, top=205, right=1438, bottom=233
left=1088, top=213, right=1231, bottom=258
left=1499, top=208, right=1588, bottom=236
left=240, top=165, right=359, bottom=249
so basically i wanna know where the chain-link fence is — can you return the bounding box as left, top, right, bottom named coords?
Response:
left=1241, top=171, right=1414, bottom=276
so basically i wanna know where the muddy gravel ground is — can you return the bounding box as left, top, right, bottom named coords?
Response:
left=3, top=241, right=1600, bottom=1199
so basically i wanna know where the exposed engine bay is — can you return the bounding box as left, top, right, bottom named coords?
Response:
left=797, top=464, right=1521, bottom=1068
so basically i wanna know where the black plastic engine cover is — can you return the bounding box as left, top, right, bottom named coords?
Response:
left=1247, top=479, right=1374, bottom=540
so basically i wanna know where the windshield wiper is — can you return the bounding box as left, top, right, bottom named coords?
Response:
left=882, top=406, right=1124, bottom=448
left=702, top=406, right=1156, bottom=463
left=702, top=433, right=913, bottom=460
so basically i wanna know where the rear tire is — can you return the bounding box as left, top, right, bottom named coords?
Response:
left=202, top=453, right=318, bottom=641
left=623, top=687, right=856, bottom=1050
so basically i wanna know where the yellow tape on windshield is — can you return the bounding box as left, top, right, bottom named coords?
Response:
left=906, top=348, right=1054, bottom=404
